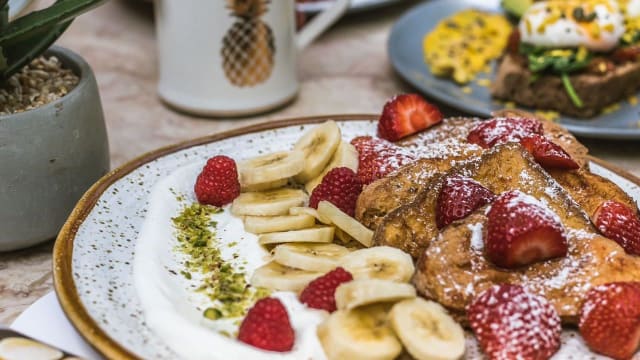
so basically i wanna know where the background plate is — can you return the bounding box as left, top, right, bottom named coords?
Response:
left=53, top=116, right=640, bottom=359
left=388, top=0, right=640, bottom=139
left=297, top=0, right=403, bottom=13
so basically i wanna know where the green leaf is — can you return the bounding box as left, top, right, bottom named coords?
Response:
left=561, top=73, right=584, bottom=108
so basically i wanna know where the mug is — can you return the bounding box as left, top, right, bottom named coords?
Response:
left=154, top=0, right=350, bottom=116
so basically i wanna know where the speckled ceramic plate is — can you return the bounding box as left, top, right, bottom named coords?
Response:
left=53, top=115, right=640, bottom=359
left=388, top=0, right=640, bottom=139
left=296, top=0, right=403, bottom=13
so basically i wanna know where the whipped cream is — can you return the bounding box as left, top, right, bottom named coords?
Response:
left=133, top=162, right=327, bottom=360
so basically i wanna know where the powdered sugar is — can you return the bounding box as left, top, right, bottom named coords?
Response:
left=468, top=223, right=485, bottom=251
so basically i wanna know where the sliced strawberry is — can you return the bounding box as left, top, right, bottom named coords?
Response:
left=377, top=94, right=443, bottom=142
left=593, top=200, right=640, bottom=255
left=436, top=175, right=496, bottom=229
left=485, top=190, right=567, bottom=268
left=350, top=136, right=416, bottom=185
left=467, top=117, right=543, bottom=149
left=579, top=282, right=640, bottom=360
left=507, top=29, right=521, bottom=55
left=468, top=284, right=562, bottom=360
left=520, top=134, right=580, bottom=170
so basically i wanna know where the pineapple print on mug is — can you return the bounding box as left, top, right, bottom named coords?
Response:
left=222, top=0, right=275, bottom=87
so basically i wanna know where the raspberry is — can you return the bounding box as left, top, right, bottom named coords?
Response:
left=237, top=297, right=295, bottom=352
left=309, top=167, right=362, bottom=217
left=300, top=267, right=353, bottom=312
left=194, top=155, right=240, bottom=206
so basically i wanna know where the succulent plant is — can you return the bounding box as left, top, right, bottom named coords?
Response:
left=0, top=0, right=106, bottom=81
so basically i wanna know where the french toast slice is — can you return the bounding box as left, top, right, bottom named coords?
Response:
left=386, top=144, right=640, bottom=325
left=355, top=113, right=589, bottom=231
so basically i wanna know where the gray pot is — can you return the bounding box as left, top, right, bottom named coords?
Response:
left=0, top=46, right=110, bottom=251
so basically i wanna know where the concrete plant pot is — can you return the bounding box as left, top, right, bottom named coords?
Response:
left=0, top=45, right=110, bottom=251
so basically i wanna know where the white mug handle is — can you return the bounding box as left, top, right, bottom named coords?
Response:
left=296, top=0, right=351, bottom=50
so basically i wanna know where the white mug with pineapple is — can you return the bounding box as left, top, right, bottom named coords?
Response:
left=154, top=0, right=350, bottom=116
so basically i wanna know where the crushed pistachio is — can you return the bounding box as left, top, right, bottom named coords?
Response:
left=172, top=203, right=269, bottom=319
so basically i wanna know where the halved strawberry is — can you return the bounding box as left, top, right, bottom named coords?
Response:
left=467, top=117, right=543, bottom=149
left=593, top=200, right=640, bottom=255
left=436, top=175, right=496, bottom=229
left=377, top=94, right=443, bottom=142
left=485, top=190, right=567, bottom=268
left=520, top=134, right=580, bottom=170
left=579, top=282, right=640, bottom=360
left=350, top=136, right=416, bottom=185
left=468, top=284, right=562, bottom=360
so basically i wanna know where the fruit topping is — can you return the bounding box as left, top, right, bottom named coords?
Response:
left=377, top=94, right=443, bottom=142
left=334, top=279, right=416, bottom=311
left=466, top=117, right=543, bottom=149
left=317, top=201, right=374, bottom=247
left=194, top=155, right=241, bottom=206
left=594, top=200, right=640, bottom=255
left=293, top=120, right=342, bottom=183
left=299, top=267, right=353, bottom=312
left=317, top=304, right=403, bottom=360
left=305, top=141, right=359, bottom=194
left=237, top=297, right=295, bottom=352
left=520, top=134, right=580, bottom=170
left=390, top=298, right=466, bottom=360
left=338, top=246, right=415, bottom=283
left=273, top=243, right=351, bottom=273
left=485, top=190, right=568, bottom=268
left=309, top=167, right=362, bottom=217
left=258, top=226, right=335, bottom=246
left=238, top=150, right=304, bottom=186
left=231, top=188, right=307, bottom=216
left=579, top=282, right=640, bottom=360
left=436, top=175, right=496, bottom=229
left=468, top=284, right=562, bottom=360
left=243, top=214, right=316, bottom=234
left=350, top=136, right=416, bottom=185
left=250, top=262, right=322, bottom=293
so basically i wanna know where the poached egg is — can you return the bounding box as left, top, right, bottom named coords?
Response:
left=519, top=0, right=626, bottom=52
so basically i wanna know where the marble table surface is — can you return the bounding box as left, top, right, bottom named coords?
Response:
left=1, top=0, right=639, bottom=326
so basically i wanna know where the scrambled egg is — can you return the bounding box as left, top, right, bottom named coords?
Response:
left=423, top=10, right=512, bottom=84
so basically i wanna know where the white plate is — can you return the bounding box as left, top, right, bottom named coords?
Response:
left=53, top=116, right=640, bottom=359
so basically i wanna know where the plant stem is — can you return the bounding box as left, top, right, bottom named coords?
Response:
left=561, top=73, right=583, bottom=108
left=0, top=1, right=9, bottom=31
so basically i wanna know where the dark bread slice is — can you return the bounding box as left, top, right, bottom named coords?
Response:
left=491, top=53, right=640, bottom=117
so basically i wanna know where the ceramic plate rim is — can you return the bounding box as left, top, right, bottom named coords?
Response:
left=53, top=114, right=640, bottom=359
left=388, top=0, right=640, bottom=140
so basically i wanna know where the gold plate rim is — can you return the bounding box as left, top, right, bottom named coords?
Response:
left=53, top=114, right=640, bottom=359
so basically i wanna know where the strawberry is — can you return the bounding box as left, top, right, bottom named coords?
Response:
left=467, top=117, right=543, bottom=149
left=520, top=134, right=579, bottom=170
left=299, top=267, right=353, bottom=312
left=436, top=175, right=496, bottom=229
left=593, top=200, right=640, bottom=255
left=377, top=94, right=443, bottom=142
left=350, top=136, right=416, bottom=185
left=309, top=167, right=362, bottom=217
left=579, top=282, right=640, bottom=360
left=194, top=155, right=240, bottom=206
left=468, top=284, right=562, bottom=360
left=237, top=297, right=295, bottom=352
left=485, top=190, right=567, bottom=268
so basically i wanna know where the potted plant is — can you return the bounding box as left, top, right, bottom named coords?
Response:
left=0, top=0, right=109, bottom=251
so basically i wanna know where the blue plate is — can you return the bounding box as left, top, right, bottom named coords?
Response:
left=388, top=0, right=640, bottom=140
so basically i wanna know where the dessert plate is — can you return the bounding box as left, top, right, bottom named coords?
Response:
left=53, top=115, right=640, bottom=359
left=388, top=0, right=640, bottom=140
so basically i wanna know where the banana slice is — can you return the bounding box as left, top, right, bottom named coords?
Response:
left=258, top=226, right=335, bottom=245
left=389, top=298, right=466, bottom=360
left=317, top=201, right=373, bottom=247
left=272, top=243, right=351, bottom=272
left=339, top=246, right=415, bottom=283
left=317, top=304, right=403, bottom=360
left=305, top=141, right=359, bottom=193
left=335, top=279, right=416, bottom=310
left=293, top=120, right=342, bottom=183
left=250, top=261, right=322, bottom=293
left=289, top=206, right=331, bottom=225
left=239, top=150, right=304, bottom=186
left=241, top=178, right=288, bottom=192
left=0, top=337, right=63, bottom=360
left=231, top=189, right=307, bottom=216
left=243, top=214, right=315, bottom=234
